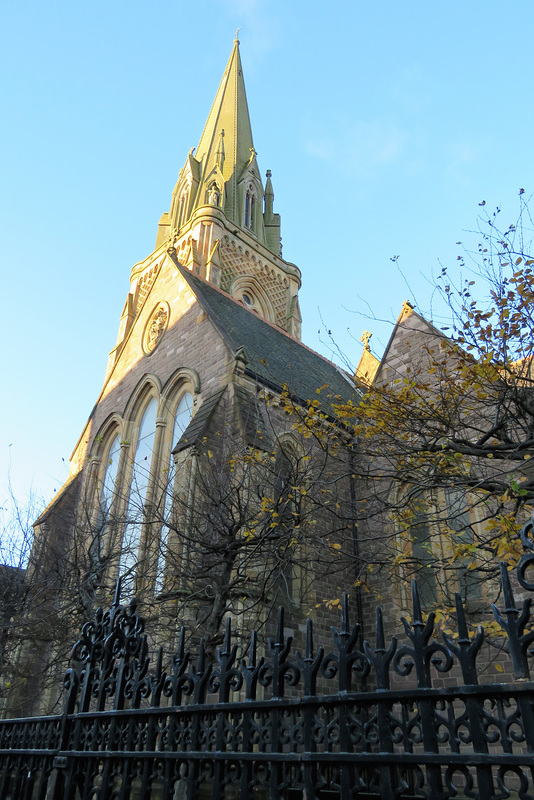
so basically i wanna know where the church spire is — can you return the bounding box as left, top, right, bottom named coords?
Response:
left=194, top=35, right=256, bottom=212
left=154, top=38, right=297, bottom=306
left=156, top=37, right=276, bottom=245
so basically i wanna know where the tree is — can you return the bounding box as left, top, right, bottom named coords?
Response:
left=0, top=481, right=43, bottom=711
left=5, top=393, right=359, bottom=716
left=341, top=193, right=534, bottom=608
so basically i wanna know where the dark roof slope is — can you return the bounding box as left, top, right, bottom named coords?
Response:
left=173, top=389, right=225, bottom=454
left=33, top=471, right=82, bottom=527
left=170, top=255, right=360, bottom=411
left=234, top=383, right=273, bottom=450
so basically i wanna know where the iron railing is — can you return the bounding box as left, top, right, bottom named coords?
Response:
left=2, top=519, right=534, bottom=799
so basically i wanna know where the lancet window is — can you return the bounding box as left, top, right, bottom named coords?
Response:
left=177, top=184, right=190, bottom=230
left=96, top=433, right=121, bottom=531
left=154, top=390, right=194, bottom=593
left=399, top=489, right=482, bottom=612
left=91, top=432, right=121, bottom=566
left=273, top=440, right=304, bottom=604
left=410, top=505, right=438, bottom=610
left=244, top=185, right=256, bottom=230
left=445, top=488, right=481, bottom=606
left=118, top=397, right=158, bottom=585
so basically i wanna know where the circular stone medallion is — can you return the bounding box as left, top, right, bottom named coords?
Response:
left=143, top=302, right=169, bottom=355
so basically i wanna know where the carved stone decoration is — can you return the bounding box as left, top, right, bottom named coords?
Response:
left=143, top=302, right=169, bottom=355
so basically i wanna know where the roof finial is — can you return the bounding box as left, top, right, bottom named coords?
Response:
left=234, top=28, right=240, bottom=44
left=360, top=330, right=372, bottom=351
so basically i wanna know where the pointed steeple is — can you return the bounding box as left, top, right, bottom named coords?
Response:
left=195, top=35, right=257, bottom=223
left=159, top=37, right=276, bottom=244
left=151, top=38, right=300, bottom=337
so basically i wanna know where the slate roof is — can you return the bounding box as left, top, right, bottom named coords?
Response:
left=233, top=383, right=274, bottom=450
left=173, top=389, right=225, bottom=454
left=171, top=256, right=360, bottom=413
left=33, top=471, right=83, bottom=527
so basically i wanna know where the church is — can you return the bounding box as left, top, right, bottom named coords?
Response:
left=16, top=37, right=362, bottom=714
left=5, top=34, right=529, bottom=725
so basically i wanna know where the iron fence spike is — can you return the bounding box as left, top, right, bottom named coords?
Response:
left=305, top=617, right=314, bottom=660
left=375, top=605, right=385, bottom=653
left=411, top=579, right=423, bottom=624
left=501, top=562, right=518, bottom=613
left=341, top=592, right=350, bottom=635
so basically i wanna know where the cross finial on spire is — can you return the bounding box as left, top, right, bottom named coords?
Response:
left=360, top=330, right=372, bottom=351
left=234, top=28, right=240, bottom=43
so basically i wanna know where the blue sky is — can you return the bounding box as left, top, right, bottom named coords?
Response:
left=2, top=0, right=533, bottom=506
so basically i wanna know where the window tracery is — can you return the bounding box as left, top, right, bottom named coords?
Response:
left=89, top=373, right=199, bottom=594
left=396, top=489, right=482, bottom=612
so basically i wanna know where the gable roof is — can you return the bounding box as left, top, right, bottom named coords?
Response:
left=374, top=301, right=448, bottom=385
left=168, top=252, right=360, bottom=411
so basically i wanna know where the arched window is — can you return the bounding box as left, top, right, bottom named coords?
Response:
left=119, top=397, right=158, bottom=584
left=446, top=488, right=481, bottom=606
left=273, top=445, right=299, bottom=601
left=177, top=185, right=190, bottom=230
left=91, top=433, right=121, bottom=566
left=230, top=276, right=276, bottom=324
left=244, top=185, right=255, bottom=230
left=410, top=505, right=438, bottom=610
left=96, top=433, right=121, bottom=529
left=155, top=391, right=194, bottom=592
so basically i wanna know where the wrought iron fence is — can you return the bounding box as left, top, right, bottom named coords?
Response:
left=2, top=519, right=534, bottom=799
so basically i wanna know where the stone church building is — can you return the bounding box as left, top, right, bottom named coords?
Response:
left=6, top=39, right=522, bottom=722
left=16, top=38, right=363, bottom=714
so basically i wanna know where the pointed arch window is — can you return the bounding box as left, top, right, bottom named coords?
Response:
left=446, top=489, right=482, bottom=606
left=273, top=444, right=301, bottom=603
left=177, top=185, right=190, bottom=230
left=231, top=276, right=275, bottom=324
left=410, top=507, right=438, bottom=610
left=119, top=397, right=158, bottom=585
left=244, top=186, right=256, bottom=230
left=155, top=391, right=194, bottom=593
left=92, top=433, right=121, bottom=567
left=96, top=434, right=121, bottom=529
